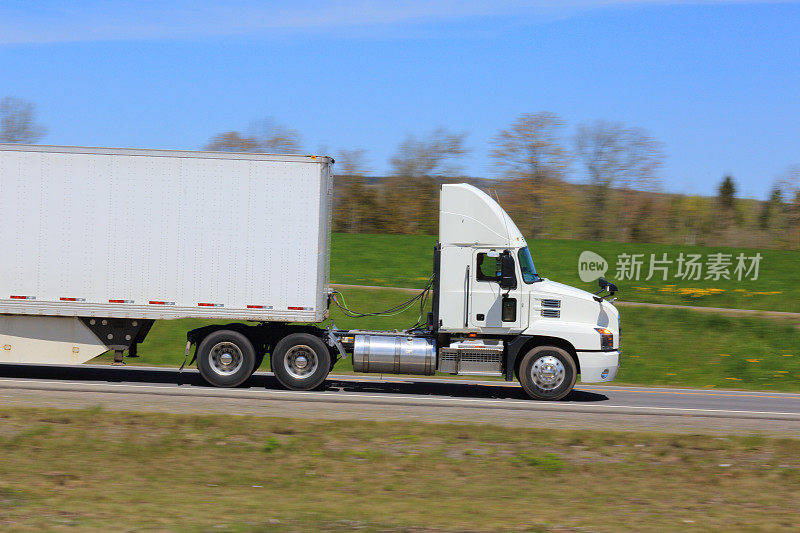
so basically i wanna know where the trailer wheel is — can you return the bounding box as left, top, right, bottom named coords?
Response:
left=271, top=333, right=331, bottom=391
left=518, top=346, right=577, bottom=401
left=196, top=330, right=257, bottom=388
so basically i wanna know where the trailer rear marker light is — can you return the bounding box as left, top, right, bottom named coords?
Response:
left=288, top=306, right=313, bottom=310
left=109, top=299, right=134, bottom=303
left=59, top=297, right=86, bottom=302
left=9, top=295, right=35, bottom=300
left=148, top=301, right=175, bottom=305
left=197, top=303, right=224, bottom=307
left=246, top=305, right=274, bottom=309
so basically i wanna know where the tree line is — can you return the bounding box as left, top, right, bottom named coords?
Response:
left=202, top=112, right=798, bottom=249
left=3, top=97, right=798, bottom=249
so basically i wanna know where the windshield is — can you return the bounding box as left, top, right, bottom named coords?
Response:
left=518, top=247, right=539, bottom=283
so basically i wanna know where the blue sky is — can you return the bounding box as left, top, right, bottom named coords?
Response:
left=1, top=1, right=798, bottom=199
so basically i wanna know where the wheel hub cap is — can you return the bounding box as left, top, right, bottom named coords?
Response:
left=209, top=342, right=244, bottom=376
left=284, top=345, right=318, bottom=379
left=531, top=355, right=566, bottom=391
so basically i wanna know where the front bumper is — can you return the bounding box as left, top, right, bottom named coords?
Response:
left=576, top=350, right=620, bottom=383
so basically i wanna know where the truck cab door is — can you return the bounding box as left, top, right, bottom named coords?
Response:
left=469, top=249, right=524, bottom=331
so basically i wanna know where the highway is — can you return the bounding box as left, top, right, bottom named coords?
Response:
left=0, top=363, right=798, bottom=435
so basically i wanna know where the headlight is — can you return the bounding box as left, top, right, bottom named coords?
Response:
left=595, top=327, right=613, bottom=350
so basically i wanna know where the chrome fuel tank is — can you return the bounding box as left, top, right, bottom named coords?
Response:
left=352, top=335, right=436, bottom=375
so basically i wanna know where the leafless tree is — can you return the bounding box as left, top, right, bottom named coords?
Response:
left=490, top=112, right=569, bottom=236
left=575, top=120, right=663, bottom=191
left=204, top=131, right=260, bottom=152
left=388, top=127, right=469, bottom=234
left=775, top=165, right=800, bottom=248
left=575, top=120, right=663, bottom=239
left=337, top=148, right=371, bottom=176
left=204, top=117, right=303, bottom=154
left=775, top=164, right=800, bottom=199
left=333, top=148, right=376, bottom=233
left=247, top=118, right=303, bottom=154
left=491, top=112, right=568, bottom=180
left=390, top=127, right=469, bottom=178
left=0, top=96, right=46, bottom=143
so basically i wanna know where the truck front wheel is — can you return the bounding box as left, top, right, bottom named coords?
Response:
left=518, top=346, right=577, bottom=401
left=271, top=333, right=331, bottom=391
left=197, top=330, right=257, bottom=387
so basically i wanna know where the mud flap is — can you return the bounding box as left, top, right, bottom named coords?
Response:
left=179, top=340, right=197, bottom=372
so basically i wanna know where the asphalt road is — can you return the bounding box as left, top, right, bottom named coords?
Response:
left=0, top=364, right=798, bottom=435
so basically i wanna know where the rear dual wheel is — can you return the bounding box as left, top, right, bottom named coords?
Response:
left=271, top=333, right=331, bottom=391
left=197, top=330, right=257, bottom=388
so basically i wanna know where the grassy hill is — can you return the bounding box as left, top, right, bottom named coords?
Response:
left=331, top=233, right=800, bottom=313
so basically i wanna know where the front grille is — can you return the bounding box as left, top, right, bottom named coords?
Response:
left=541, top=309, right=560, bottom=318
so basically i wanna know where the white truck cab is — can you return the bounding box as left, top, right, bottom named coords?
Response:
left=428, top=183, right=621, bottom=399
left=340, top=183, right=620, bottom=400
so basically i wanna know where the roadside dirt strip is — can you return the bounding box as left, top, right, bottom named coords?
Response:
left=0, top=365, right=798, bottom=437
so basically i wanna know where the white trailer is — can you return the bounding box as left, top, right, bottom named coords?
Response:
left=0, top=144, right=620, bottom=399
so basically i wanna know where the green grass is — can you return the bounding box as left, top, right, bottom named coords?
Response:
left=331, top=233, right=800, bottom=312
left=0, top=407, right=798, bottom=531
left=93, top=287, right=800, bottom=392
left=617, top=306, right=799, bottom=391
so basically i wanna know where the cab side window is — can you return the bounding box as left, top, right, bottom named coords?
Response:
left=476, top=253, right=501, bottom=282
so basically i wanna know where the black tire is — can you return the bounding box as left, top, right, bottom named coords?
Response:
left=518, top=346, right=577, bottom=401
left=196, top=330, right=257, bottom=388
left=271, top=333, right=331, bottom=391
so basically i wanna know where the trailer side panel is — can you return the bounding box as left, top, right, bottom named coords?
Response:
left=0, top=145, right=332, bottom=322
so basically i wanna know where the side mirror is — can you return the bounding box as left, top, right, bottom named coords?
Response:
left=598, top=277, right=618, bottom=296
left=500, top=254, right=517, bottom=290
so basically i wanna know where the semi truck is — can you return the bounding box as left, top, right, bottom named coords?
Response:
left=0, top=144, right=621, bottom=400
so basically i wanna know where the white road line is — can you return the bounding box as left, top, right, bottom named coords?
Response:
left=0, top=377, right=798, bottom=419
left=11, top=365, right=800, bottom=398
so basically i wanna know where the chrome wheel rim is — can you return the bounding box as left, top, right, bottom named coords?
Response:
left=209, top=342, right=243, bottom=376
left=530, top=355, right=566, bottom=391
left=284, top=345, right=318, bottom=379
